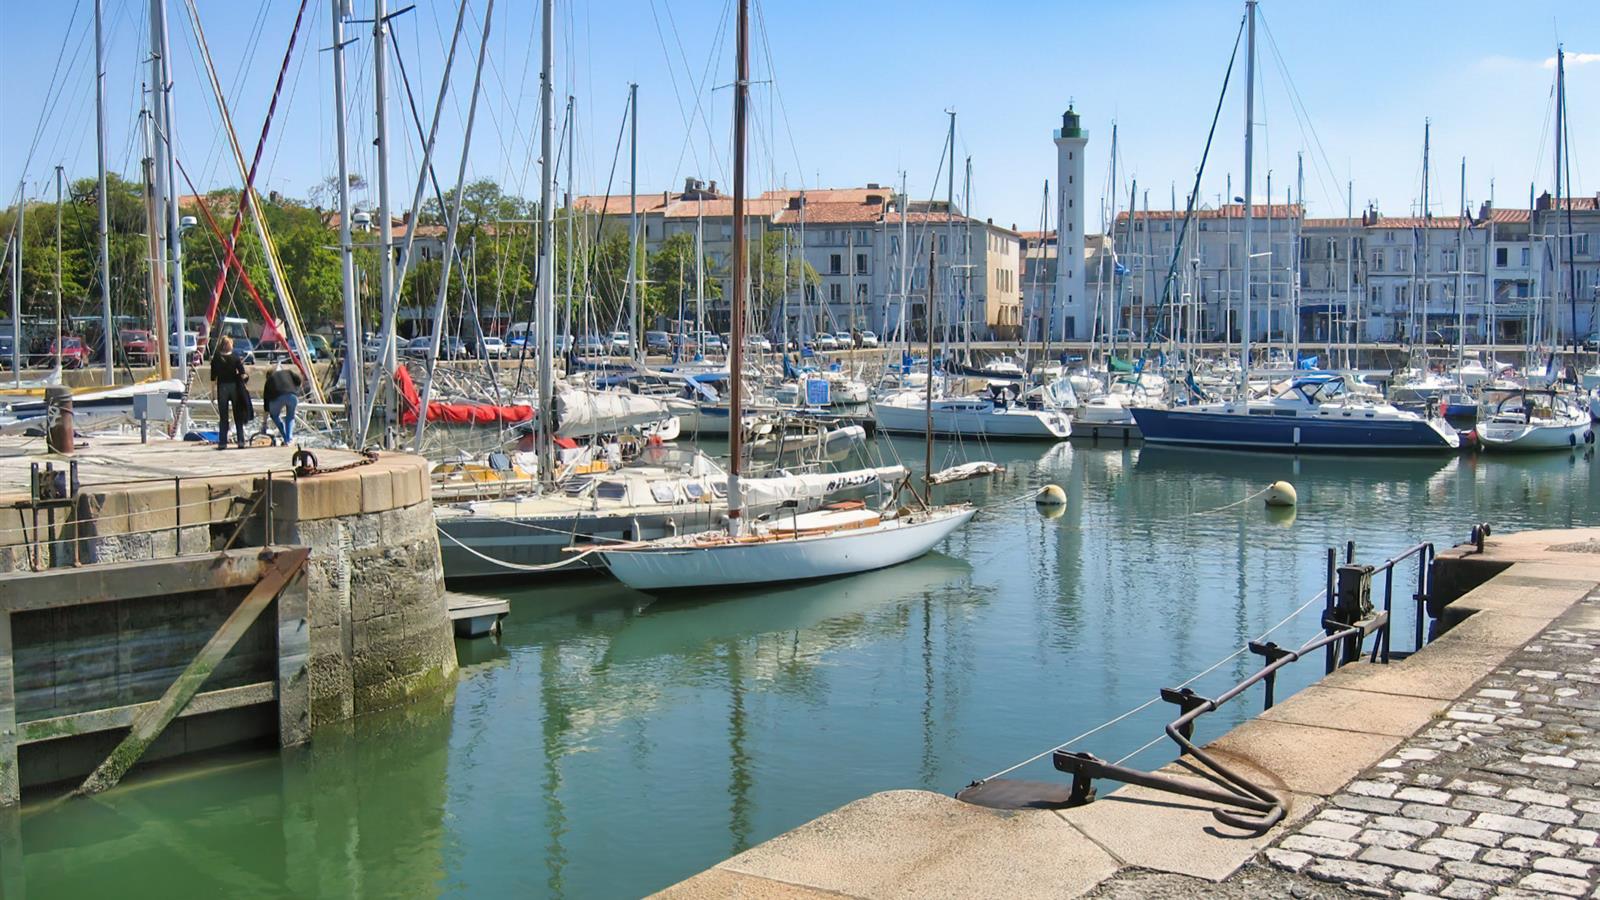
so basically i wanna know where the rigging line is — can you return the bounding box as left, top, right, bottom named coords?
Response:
left=976, top=586, right=1328, bottom=784
left=1148, top=13, right=1245, bottom=348
left=16, top=0, right=86, bottom=184
left=751, top=0, right=806, bottom=192
left=646, top=0, right=705, bottom=178
left=1257, top=12, right=1341, bottom=214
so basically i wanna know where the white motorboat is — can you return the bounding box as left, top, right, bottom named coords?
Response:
left=596, top=502, right=976, bottom=591
left=1477, top=390, right=1594, bottom=452
left=872, top=386, right=1070, bottom=440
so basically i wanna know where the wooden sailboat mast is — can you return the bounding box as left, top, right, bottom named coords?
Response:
left=727, top=0, right=749, bottom=527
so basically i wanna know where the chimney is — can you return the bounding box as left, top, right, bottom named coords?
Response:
left=684, top=176, right=698, bottom=193
left=866, top=182, right=880, bottom=190
left=1536, top=191, right=1553, bottom=211
left=662, top=190, right=669, bottom=205
left=708, top=180, right=718, bottom=195
left=787, top=196, right=805, bottom=210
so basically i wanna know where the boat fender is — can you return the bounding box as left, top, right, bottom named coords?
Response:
left=1035, top=484, right=1067, bottom=507
left=1586, top=430, right=1595, bottom=444
left=1264, top=481, right=1297, bottom=508
left=1571, top=433, right=1579, bottom=447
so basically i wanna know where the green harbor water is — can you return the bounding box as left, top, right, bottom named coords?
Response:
left=12, top=439, right=1599, bottom=898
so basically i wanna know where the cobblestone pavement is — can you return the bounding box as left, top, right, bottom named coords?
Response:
left=1257, top=589, right=1600, bottom=899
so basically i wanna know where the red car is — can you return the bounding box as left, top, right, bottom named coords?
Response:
left=119, top=329, right=154, bottom=364
left=37, top=335, right=93, bottom=369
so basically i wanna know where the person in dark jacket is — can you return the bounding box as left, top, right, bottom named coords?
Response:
left=210, top=336, right=253, bottom=449
left=262, top=363, right=304, bottom=445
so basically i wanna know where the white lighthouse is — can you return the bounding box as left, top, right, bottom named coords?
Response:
left=1053, top=106, right=1088, bottom=340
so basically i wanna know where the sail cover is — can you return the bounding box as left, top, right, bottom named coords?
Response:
left=553, top=387, right=674, bottom=438
left=738, top=465, right=905, bottom=508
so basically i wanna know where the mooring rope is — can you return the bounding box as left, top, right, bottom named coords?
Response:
left=1187, top=484, right=1274, bottom=517
left=974, top=587, right=1329, bottom=784
left=434, top=524, right=607, bottom=572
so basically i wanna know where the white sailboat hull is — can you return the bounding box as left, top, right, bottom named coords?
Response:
left=598, top=506, right=976, bottom=591
left=1478, top=418, right=1593, bottom=451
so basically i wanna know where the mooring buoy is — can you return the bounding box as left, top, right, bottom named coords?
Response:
left=1036, top=484, right=1067, bottom=507
left=1264, top=480, right=1297, bottom=508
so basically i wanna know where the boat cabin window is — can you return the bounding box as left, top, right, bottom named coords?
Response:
left=1292, top=378, right=1345, bottom=405
left=684, top=483, right=706, bottom=501
left=649, top=482, right=677, bottom=504
left=596, top=481, right=629, bottom=502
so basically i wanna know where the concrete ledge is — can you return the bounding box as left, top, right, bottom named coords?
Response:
left=654, top=528, right=1600, bottom=899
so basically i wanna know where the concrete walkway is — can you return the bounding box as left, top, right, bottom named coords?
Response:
left=655, top=528, right=1600, bottom=899
left=1255, top=587, right=1600, bottom=898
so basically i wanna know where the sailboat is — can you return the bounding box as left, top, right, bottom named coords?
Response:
left=1478, top=389, right=1593, bottom=451
left=597, top=0, right=974, bottom=591
left=1128, top=1, right=1459, bottom=454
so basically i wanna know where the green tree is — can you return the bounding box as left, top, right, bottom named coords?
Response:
left=748, top=231, right=817, bottom=316
left=645, top=232, right=720, bottom=322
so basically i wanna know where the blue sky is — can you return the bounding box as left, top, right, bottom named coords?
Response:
left=1, top=0, right=1594, bottom=230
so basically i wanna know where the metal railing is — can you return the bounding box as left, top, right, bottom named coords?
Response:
left=1050, top=539, right=1435, bottom=832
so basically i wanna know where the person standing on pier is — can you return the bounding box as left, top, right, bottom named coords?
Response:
left=210, top=336, right=254, bottom=450
left=263, top=362, right=303, bottom=446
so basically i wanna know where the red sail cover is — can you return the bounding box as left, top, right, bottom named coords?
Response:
left=393, top=365, right=534, bottom=426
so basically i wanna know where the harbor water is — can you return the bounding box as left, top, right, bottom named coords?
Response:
left=15, top=439, right=1599, bottom=898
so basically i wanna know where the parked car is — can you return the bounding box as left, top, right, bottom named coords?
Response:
left=610, top=331, right=632, bottom=353
left=1582, top=332, right=1600, bottom=352
left=119, top=329, right=155, bottom=364
left=477, top=335, right=506, bottom=358
left=170, top=331, right=202, bottom=366
left=698, top=332, right=724, bottom=351
left=575, top=334, right=609, bottom=356
left=813, top=333, right=839, bottom=351
left=645, top=330, right=672, bottom=354
left=745, top=334, right=772, bottom=352
left=0, top=335, right=12, bottom=369
left=254, top=340, right=297, bottom=364
left=231, top=336, right=258, bottom=365
left=857, top=330, right=879, bottom=348
left=439, top=336, right=468, bottom=360
left=305, top=334, right=334, bottom=360
left=403, top=336, right=434, bottom=359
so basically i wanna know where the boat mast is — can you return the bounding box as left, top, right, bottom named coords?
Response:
left=1105, top=122, right=1117, bottom=386
left=536, top=0, right=556, bottom=477
left=944, top=110, right=955, bottom=354
left=1038, top=178, right=1050, bottom=368
left=627, top=82, right=639, bottom=364
left=331, top=0, right=363, bottom=444
left=373, top=0, right=397, bottom=446
left=1240, top=0, right=1255, bottom=388
left=727, top=0, right=749, bottom=531
left=563, top=95, right=575, bottom=350
left=150, top=0, right=186, bottom=381
left=1419, top=119, right=1430, bottom=349
left=54, top=167, right=64, bottom=369
left=140, top=110, right=171, bottom=381
left=1457, top=157, right=1467, bottom=380
left=1294, top=152, right=1303, bottom=367
left=925, top=247, right=935, bottom=496
left=10, top=181, right=21, bottom=385
left=94, top=0, right=114, bottom=385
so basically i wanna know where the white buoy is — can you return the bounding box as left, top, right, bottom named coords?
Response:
left=1036, top=484, right=1066, bottom=507
left=1264, top=481, right=1297, bottom=508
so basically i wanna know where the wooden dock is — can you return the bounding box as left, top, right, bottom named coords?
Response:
left=446, top=592, right=510, bottom=639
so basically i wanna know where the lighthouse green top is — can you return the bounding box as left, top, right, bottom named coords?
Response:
left=1055, top=105, right=1086, bottom=140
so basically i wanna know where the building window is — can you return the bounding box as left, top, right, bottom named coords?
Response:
left=1521, top=247, right=1530, bottom=266
left=1496, top=247, right=1508, bottom=267
left=829, top=254, right=841, bottom=274
left=829, top=284, right=842, bottom=302
left=855, top=253, right=867, bottom=274
left=1577, top=234, right=1590, bottom=256
left=1371, top=251, right=1384, bottom=272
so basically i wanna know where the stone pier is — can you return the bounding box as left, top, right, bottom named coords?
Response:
left=0, top=435, right=456, bottom=799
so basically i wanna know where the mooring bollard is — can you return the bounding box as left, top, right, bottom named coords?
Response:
left=45, top=386, right=74, bottom=454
